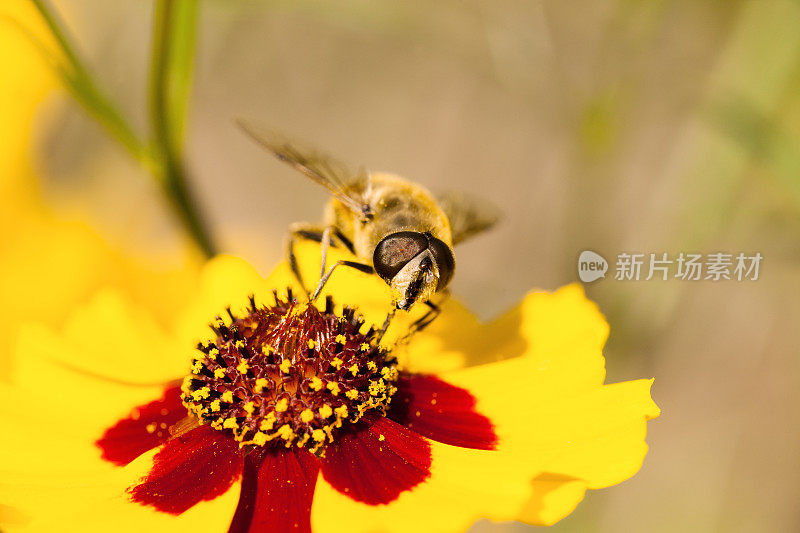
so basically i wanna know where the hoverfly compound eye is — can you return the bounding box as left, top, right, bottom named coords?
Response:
left=429, top=237, right=455, bottom=291
left=373, top=232, right=429, bottom=282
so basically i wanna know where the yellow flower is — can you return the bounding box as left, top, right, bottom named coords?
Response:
left=0, top=242, right=658, bottom=532
left=0, top=3, right=200, bottom=377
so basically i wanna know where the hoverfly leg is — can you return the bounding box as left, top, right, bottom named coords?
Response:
left=287, top=229, right=312, bottom=297
left=310, top=260, right=374, bottom=303
left=319, top=226, right=333, bottom=279
left=391, top=296, right=445, bottom=347
left=375, top=307, right=397, bottom=344
left=287, top=224, right=352, bottom=297
left=413, top=299, right=442, bottom=332
left=410, top=300, right=441, bottom=335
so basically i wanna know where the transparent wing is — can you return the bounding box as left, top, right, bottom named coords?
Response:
left=436, top=190, right=501, bottom=245
left=237, top=119, right=368, bottom=215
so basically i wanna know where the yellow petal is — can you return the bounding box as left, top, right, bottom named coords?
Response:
left=393, top=284, right=603, bottom=375
left=0, top=444, right=240, bottom=533
left=10, top=327, right=170, bottom=432
left=312, top=441, right=524, bottom=533
left=443, top=357, right=658, bottom=525
left=60, top=290, right=187, bottom=379
left=313, top=377, right=658, bottom=531
left=516, top=473, right=587, bottom=526
left=174, top=255, right=276, bottom=345
left=514, top=284, right=609, bottom=390
left=12, top=288, right=186, bottom=385
left=393, top=297, right=526, bottom=374
left=0, top=219, right=198, bottom=381
left=0, top=385, right=238, bottom=532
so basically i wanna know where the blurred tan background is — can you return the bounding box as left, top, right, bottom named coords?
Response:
left=31, top=1, right=800, bottom=531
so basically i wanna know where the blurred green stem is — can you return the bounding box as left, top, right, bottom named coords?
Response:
left=29, top=0, right=149, bottom=165
left=28, top=0, right=216, bottom=257
left=149, top=0, right=216, bottom=257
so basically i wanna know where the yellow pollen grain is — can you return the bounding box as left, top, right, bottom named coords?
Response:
left=369, top=380, right=386, bottom=397
left=210, top=399, right=221, bottom=412
left=367, top=361, right=377, bottom=371
left=192, top=386, right=210, bottom=401
left=327, top=382, right=340, bottom=395
left=378, top=434, right=386, bottom=442
left=223, top=417, right=239, bottom=429
left=214, top=368, right=226, bottom=379
left=312, top=429, right=326, bottom=442
left=349, top=364, right=359, bottom=376
left=253, top=432, right=268, bottom=446
left=236, top=361, right=250, bottom=374
left=345, top=389, right=359, bottom=400
left=277, top=424, right=294, bottom=440
left=145, top=423, right=157, bottom=434
left=221, top=391, right=234, bottom=403
left=254, top=377, right=269, bottom=393
left=360, top=343, right=370, bottom=352
left=191, top=361, right=203, bottom=374
left=260, top=415, right=276, bottom=431
left=275, top=398, right=289, bottom=412
left=331, top=358, right=343, bottom=370
left=335, top=334, right=346, bottom=344
left=208, top=348, right=219, bottom=359
left=334, top=405, right=348, bottom=418
left=309, top=377, right=323, bottom=391
left=211, top=418, right=224, bottom=429
left=307, top=339, right=316, bottom=350
left=279, top=359, right=292, bottom=373
left=300, top=409, right=314, bottom=423
left=261, top=345, right=272, bottom=356
left=243, top=401, right=256, bottom=415
left=319, top=404, right=333, bottom=418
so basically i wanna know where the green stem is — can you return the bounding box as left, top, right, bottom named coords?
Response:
left=149, top=0, right=215, bottom=257
left=28, top=0, right=216, bottom=257
left=29, top=0, right=150, bottom=165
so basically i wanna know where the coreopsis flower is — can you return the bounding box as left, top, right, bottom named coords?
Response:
left=0, top=243, right=659, bottom=532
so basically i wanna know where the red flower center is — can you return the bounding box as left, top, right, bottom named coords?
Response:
left=180, top=291, right=398, bottom=454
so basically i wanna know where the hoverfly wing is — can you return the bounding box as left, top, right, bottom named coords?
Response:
left=236, top=119, right=368, bottom=216
left=436, top=190, right=501, bottom=245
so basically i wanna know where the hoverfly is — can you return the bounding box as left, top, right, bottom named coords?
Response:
left=238, top=121, right=499, bottom=333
